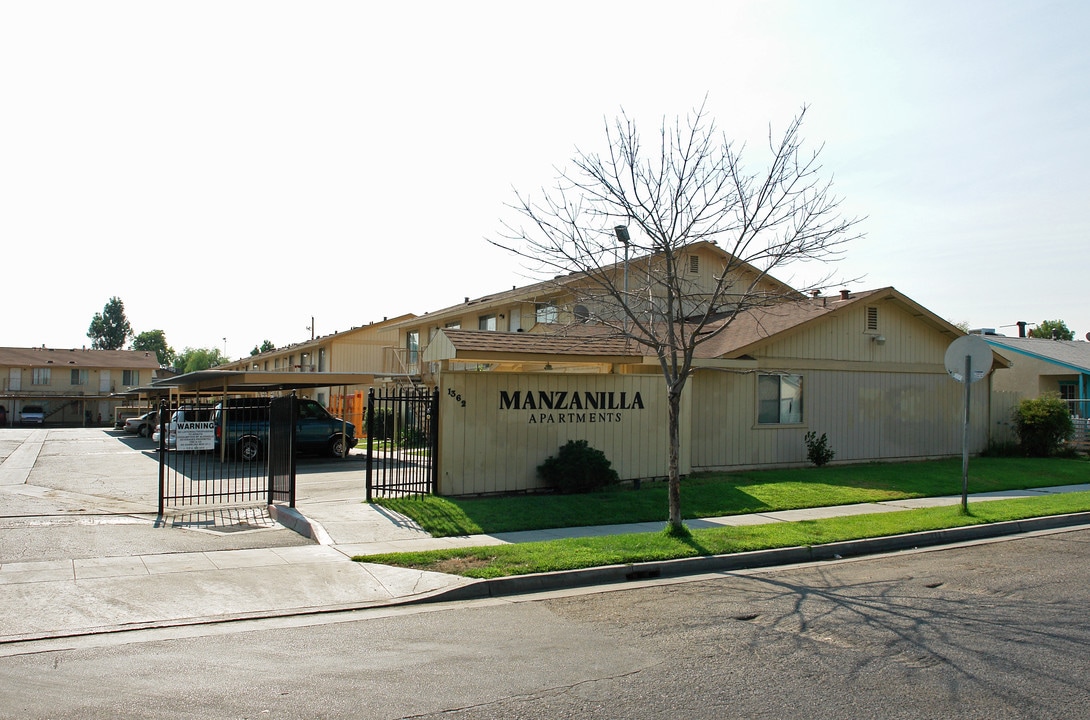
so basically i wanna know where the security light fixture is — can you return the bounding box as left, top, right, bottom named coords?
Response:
left=614, top=225, right=631, bottom=332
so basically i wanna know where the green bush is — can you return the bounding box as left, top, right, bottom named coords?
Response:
left=399, top=425, right=428, bottom=448
left=537, top=439, right=620, bottom=493
left=980, top=439, right=1021, bottom=457
left=1013, top=393, right=1074, bottom=457
left=804, top=431, right=836, bottom=467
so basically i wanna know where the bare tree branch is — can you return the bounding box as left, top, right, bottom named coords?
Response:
left=491, top=103, right=865, bottom=530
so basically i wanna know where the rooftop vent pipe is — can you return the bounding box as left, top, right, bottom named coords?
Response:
left=1017, top=321, right=1027, bottom=338
left=839, top=289, right=850, bottom=301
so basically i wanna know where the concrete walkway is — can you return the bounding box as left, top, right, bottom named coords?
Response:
left=302, top=483, right=1090, bottom=556
left=2, top=438, right=1088, bottom=645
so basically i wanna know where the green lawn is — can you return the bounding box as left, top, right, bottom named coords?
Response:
left=356, top=490, right=1090, bottom=579
left=375, top=457, right=1089, bottom=536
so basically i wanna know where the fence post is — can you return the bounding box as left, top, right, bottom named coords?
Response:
left=365, top=387, right=375, bottom=503
left=429, top=387, right=439, bottom=494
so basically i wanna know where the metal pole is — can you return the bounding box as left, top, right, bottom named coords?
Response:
left=157, top=399, right=167, bottom=517
left=961, top=354, right=971, bottom=513
left=614, top=225, right=631, bottom=333
left=624, top=241, right=629, bottom=333
left=365, top=387, right=375, bottom=503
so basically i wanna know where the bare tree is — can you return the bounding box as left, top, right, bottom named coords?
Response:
left=494, top=101, right=863, bottom=533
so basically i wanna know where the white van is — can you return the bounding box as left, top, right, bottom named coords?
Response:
left=153, top=406, right=215, bottom=448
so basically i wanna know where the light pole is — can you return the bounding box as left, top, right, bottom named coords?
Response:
left=614, top=225, right=630, bottom=332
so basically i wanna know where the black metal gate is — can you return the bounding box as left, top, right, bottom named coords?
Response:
left=268, top=395, right=297, bottom=505
left=365, top=387, right=439, bottom=500
left=157, top=395, right=297, bottom=514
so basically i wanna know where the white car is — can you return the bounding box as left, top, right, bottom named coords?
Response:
left=124, top=411, right=158, bottom=437
left=19, top=405, right=45, bottom=425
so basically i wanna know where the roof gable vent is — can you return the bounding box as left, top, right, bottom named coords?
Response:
left=866, top=306, right=879, bottom=331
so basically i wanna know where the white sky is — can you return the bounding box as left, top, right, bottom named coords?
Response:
left=3, top=0, right=1088, bottom=358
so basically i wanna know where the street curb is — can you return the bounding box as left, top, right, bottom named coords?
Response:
left=422, top=512, right=1090, bottom=603
left=268, top=504, right=314, bottom=538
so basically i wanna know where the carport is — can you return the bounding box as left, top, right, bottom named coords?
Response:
left=149, top=369, right=375, bottom=399
left=149, top=370, right=374, bottom=515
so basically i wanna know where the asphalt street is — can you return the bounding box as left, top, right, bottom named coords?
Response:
left=1, top=527, right=1088, bottom=719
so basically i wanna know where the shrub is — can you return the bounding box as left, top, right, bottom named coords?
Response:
left=537, top=439, right=620, bottom=493
left=398, top=425, right=428, bottom=448
left=980, top=439, right=1021, bottom=457
left=804, top=431, right=836, bottom=467
left=1013, top=393, right=1074, bottom=457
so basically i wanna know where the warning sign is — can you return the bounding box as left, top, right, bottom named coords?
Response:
left=176, top=421, right=216, bottom=451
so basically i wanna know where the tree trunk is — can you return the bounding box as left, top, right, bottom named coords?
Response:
left=666, top=386, right=683, bottom=531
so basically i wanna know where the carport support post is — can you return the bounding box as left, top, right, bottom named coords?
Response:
left=340, top=384, right=348, bottom=458
left=961, top=354, right=971, bottom=513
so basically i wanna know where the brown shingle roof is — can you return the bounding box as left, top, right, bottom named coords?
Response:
left=437, top=328, right=643, bottom=359
left=431, top=288, right=965, bottom=364
left=0, top=347, right=162, bottom=369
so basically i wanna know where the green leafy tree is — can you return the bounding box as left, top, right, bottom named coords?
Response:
left=1028, top=319, right=1075, bottom=340
left=132, top=330, right=175, bottom=367
left=87, top=297, right=132, bottom=350
left=251, top=340, right=276, bottom=356
left=174, top=347, right=226, bottom=374
left=1013, top=393, right=1075, bottom=457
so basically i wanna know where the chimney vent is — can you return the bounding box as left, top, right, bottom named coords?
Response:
left=839, top=289, right=850, bottom=301
left=1017, top=321, right=1027, bottom=338
left=810, top=289, right=820, bottom=298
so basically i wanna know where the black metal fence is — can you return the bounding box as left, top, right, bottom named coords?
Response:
left=365, top=388, right=439, bottom=500
left=157, top=395, right=297, bottom=514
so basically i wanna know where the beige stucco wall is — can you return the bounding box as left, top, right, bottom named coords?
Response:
left=989, top=352, right=1079, bottom=397
left=0, top=356, right=159, bottom=425
left=437, top=371, right=668, bottom=495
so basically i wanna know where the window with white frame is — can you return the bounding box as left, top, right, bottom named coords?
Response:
left=70, top=369, right=88, bottom=385
left=478, top=314, right=496, bottom=331
left=535, top=302, right=558, bottom=324
left=758, top=373, right=803, bottom=424
left=32, top=368, right=51, bottom=385
left=406, top=330, right=420, bottom=364
left=122, top=370, right=140, bottom=386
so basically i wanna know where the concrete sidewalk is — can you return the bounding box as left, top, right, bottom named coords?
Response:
left=3, top=478, right=1089, bottom=645
left=299, top=482, right=1090, bottom=556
